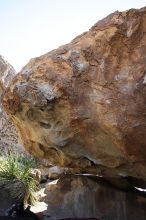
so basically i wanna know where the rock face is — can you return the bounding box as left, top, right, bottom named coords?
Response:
left=44, top=175, right=146, bottom=220
left=3, top=8, right=146, bottom=182
left=0, top=56, right=23, bottom=154
left=0, top=55, right=15, bottom=91
left=0, top=55, right=16, bottom=115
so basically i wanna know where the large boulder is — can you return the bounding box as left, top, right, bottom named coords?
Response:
left=44, top=175, right=146, bottom=220
left=2, top=8, right=146, bottom=181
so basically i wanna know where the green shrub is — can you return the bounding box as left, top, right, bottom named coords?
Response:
left=0, top=153, right=39, bottom=205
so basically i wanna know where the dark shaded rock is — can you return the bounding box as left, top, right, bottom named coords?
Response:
left=0, top=180, right=27, bottom=215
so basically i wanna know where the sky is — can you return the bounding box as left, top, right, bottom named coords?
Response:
left=0, top=0, right=146, bottom=72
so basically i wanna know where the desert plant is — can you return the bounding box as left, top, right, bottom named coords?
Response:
left=0, top=153, right=39, bottom=205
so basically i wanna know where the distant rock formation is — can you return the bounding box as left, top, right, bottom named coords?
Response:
left=3, top=8, right=146, bottom=184
left=0, top=56, right=24, bottom=154
left=0, top=55, right=15, bottom=107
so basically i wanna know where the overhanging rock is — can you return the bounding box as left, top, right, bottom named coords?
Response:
left=3, top=8, right=146, bottom=183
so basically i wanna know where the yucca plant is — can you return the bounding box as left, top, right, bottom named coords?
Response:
left=0, top=153, right=39, bottom=205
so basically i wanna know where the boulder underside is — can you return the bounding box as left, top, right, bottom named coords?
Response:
left=44, top=175, right=146, bottom=220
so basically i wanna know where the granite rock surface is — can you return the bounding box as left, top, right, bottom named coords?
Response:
left=3, top=8, right=146, bottom=183
left=0, top=56, right=24, bottom=153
